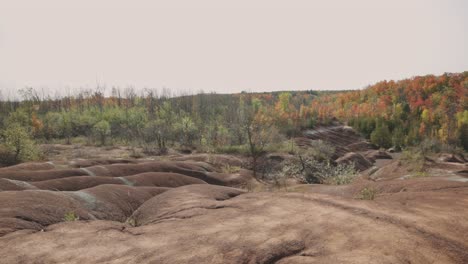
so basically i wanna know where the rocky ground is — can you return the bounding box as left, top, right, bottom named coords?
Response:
left=0, top=126, right=467, bottom=263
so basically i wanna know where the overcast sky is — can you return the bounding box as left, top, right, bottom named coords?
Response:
left=0, top=0, right=467, bottom=97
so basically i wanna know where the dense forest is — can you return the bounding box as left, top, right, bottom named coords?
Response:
left=315, top=72, right=468, bottom=150
left=0, top=72, right=467, bottom=165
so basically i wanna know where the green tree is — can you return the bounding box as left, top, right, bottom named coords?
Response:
left=42, top=112, right=63, bottom=140
left=459, top=123, right=468, bottom=151
left=392, top=127, right=405, bottom=151
left=239, top=95, right=276, bottom=178
left=92, top=120, right=111, bottom=145
left=1, top=123, right=39, bottom=163
left=457, top=110, right=468, bottom=151
left=370, top=123, right=392, bottom=148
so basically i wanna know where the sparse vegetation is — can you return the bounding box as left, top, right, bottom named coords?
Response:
left=400, top=149, right=426, bottom=173
left=0, top=123, right=40, bottom=165
left=358, top=187, right=377, bottom=200
left=282, top=142, right=358, bottom=185
left=0, top=73, right=466, bottom=178
left=221, top=164, right=241, bottom=174
left=92, top=120, right=111, bottom=146
left=63, top=212, right=79, bottom=222
left=126, top=218, right=136, bottom=227
left=409, top=171, right=430, bottom=178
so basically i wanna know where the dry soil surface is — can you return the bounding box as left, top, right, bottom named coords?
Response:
left=0, top=154, right=467, bottom=263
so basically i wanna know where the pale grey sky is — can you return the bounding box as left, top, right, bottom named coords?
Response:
left=0, top=0, right=467, bottom=97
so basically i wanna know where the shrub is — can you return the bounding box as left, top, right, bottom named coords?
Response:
left=418, top=138, right=458, bottom=154
left=215, top=145, right=248, bottom=155
left=221, top=164, right=241, bottom=174
left=142, top=143, right=167, bottom=156
left=264, top=140, right=293, bottom=153
left=282, top=155, right=357, bottom=185
left=63, top=212, right=79, bottom=222
left=459, top=123, right=468, bottom=151
left=0, top=124, right=39, bottom=164
left=126, top=218, right=137, bottom=227
left=92, top=120, right=111, bottom=145
left=370, top=124, right=392, bottom=148
left=322, top=164, right=358, bottom=185
left=358, top=187, right=377, bottom=200
left=400, top=149, right=426, bottom=173
left=0, top=145, right=17, bottom=166
left=308, top=140, right=336, bottom=161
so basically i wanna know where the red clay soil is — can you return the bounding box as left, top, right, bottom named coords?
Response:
left=438, top=153, right=467, bottom=163
left=0, top=161, right=55, bottom=171
left=31, top=176, right=124, bottom=191
left=0, top=168, right=89, bottom=181
left=29, top=172, right=207, bottom=191
left=301, top=125, right=375, bottom=156
left=0, top=185, right=169, bottom=236
left=124, top=172, right=207, bottom=187
left=1, top=183, right=467, bottom=263
left=293, top=177, right=468, bottom=199
left=83, top=161, right=222, bottom=183
left=1, top=153, right=467, bottom=263
left=0, top=178, right=37, bottom=191
left=170, top=154, right=245, bottom=168
left=364, top=149, right=393, bottom=162
left=0, top=160, right=252, bottom=186
left=335, top=152, right=374, bottom=171
left=131, top=184, right=245, bottom=226
left=73, top=184, right=169, bottom=222
left=80, top=161, right=249, bottom=186
left=68, top=158, right=141, bottom=168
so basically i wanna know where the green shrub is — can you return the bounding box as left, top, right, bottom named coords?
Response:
left=125, top=218, right=136, bottom=227
left=282, top=155, right=357, bottom=185
left=92, top=120, right=111, bottom=145
left=308, top=140, right=336, bottom=161
left=370, top=124, right=392, bottom=148
left=0, top=124, right=39, bottom=164
left=221, top=164, right=241, bottom=174
left=410, top=171, right=429, bottom=178
left=63, top=212, right=79, bottom=222
left=358, top=187, right=377, bottom=200
left=0, top=145, right=17, bottom=166
left=215, top=145, right=248, bottom=155
left=400, top=149, right=426, bottom=173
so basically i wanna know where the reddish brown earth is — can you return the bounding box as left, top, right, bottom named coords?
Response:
left=298, top=125, right=379, bottom=171
left=0, top=151, right=467, bottom=263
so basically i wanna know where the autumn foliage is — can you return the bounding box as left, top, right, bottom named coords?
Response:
left=0, top=72, right=467, bottom=155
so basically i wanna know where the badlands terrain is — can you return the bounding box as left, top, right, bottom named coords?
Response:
left=0, top=126, right=467, bottom=264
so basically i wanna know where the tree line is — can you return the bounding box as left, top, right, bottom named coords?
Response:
left=0, top=72, right=467, bottom=167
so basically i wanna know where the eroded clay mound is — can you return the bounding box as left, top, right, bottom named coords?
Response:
left=0, top=168, right=89, bottom=182
left=302, top=125, right=375, bottom=156
left=296, top=177, right=468, bottom=199
left=131, top=184, right=245, bottom=226
left=32, top=176, right=124, bottom=191
left=0, top=161, right=56, bottom=171
left=70, top=184, right=168, bottom=222
left=170, top=154, right=244, bottom=168
left=438, top=153, right=467, bottom=164
left=124, top=172, right=207, bottom=187
left=68, top=158, right=140, bottom=168
left=335, top=152, right=373, bottom=171
left=0, top=185, right=168, bottom=236
left=1, top=187, right=468, bottom=263
left=0, top=178, right=37, bottom=191
left=83, top=161, right=224, bottom=184
left=0, top=161, right=254, bottom=187
left=0, top=190, right=93, bottom=236
left=28, top=172, right=207, bottom=191
left=364, top=150, right=393, bottom=162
